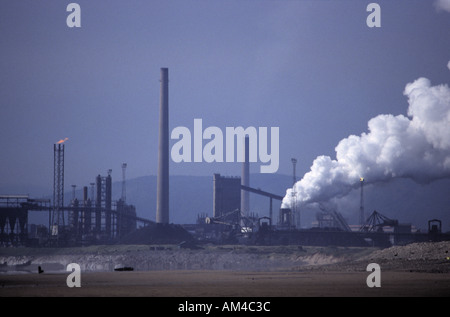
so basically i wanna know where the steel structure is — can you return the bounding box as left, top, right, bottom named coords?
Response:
left=241, top=136, right=250, bottom=217
left=359, top=177, right=365, bottom=226
left=0, top=195, right=51, bottom=245
left=213, top=174, right=241, bottom=222
left=291, top=158, right=298, bottom=228
left=362, top=210, right=398, bottom=232
left=316, top=207, right=352, bottom=232
left=240, top=184, right=283, bottom=225
left=0, top=174, right=151, bottom=246
left=51, top=143, right=65, bottom=236
left=121, top=163, right=127, bottom=203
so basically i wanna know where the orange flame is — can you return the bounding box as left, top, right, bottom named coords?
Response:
left=57, top=137, right=69, bottom=144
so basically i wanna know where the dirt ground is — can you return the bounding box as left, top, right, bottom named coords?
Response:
left=1, top=269, right=450, bottom=297
left=1, top=241, right=449, bottom=297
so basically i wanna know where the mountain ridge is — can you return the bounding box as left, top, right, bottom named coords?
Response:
left=4, top=174, right=450, bottom=231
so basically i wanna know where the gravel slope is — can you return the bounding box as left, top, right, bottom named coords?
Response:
left=1, top=242, right=449, bottom=274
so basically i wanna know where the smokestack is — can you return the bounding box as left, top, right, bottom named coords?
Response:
left=83, top=186, right=88, bottom=202
left=105, top=172, right=112, bottom=236
left=359, top=177, right=365, bottom=226
left=95, top=174, right=101, bottom=232
left=156, top=67, right=169, bottom=224
left=241, top=136, right=250, bottom=216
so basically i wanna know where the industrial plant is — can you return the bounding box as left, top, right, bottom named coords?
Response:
left=1, top=68, right=449, bottom=249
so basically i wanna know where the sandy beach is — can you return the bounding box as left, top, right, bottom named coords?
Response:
left=1, top=269, right=450, bottom=297
left=1, top=242, right=449, bottom=297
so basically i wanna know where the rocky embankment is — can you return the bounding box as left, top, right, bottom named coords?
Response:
left=301, top=241, right=450, bottom=273
left=0, top=241, right=449, bottom=274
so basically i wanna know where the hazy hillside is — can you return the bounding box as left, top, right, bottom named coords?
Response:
left=7, top=174, right=450, bottom=232
left=114, top=174, right=450, bottom=231
left=120, top=173, right=292, bottom=225
left=299, top=178, right=450, bottom=232
left=21, top=173, right=292, bottom=227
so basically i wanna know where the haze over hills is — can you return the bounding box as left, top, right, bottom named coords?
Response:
left=114, top=173, right=294, bottom=225
left=17, top=173, right=292, bottom=227
left=4, top=174, right=450, bottom=232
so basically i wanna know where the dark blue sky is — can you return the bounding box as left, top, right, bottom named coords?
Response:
left=1, top=0, right=449, bottom=196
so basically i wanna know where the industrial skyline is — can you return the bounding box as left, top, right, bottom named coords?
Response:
left=1, top=1, right=450, bottom=231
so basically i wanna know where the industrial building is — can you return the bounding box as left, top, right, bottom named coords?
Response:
left=213, top=174, right=241, bottom=222
left=0, top=170, right=146, bottom=247
left=1, top=67, right=449, bottom=248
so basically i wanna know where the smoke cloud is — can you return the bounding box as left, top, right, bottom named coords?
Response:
left=434, top=0, right=450, bottom=13
left=283, top=64, right=450, bottom=208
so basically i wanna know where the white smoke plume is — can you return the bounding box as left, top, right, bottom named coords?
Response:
left=283, top=65, right=450, bottom=209
left=434, top=0, right=450, bottom=13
